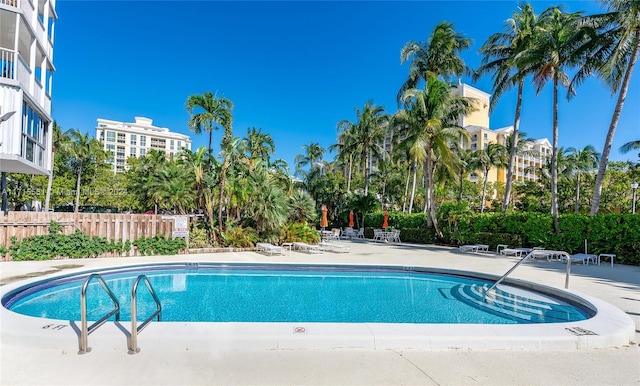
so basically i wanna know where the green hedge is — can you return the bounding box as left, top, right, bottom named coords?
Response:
left=363, top=210, right=640, bottom=265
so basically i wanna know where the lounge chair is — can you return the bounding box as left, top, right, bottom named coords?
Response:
left=561, top=253, right=598, bottom=265
left=355, top=228, right=365, bottom=239
left=459, top=244, right=489, bottom=253
left=292, top=242, right=323, bottom=253
left=318, top=242, right=351, bottom=253
left=530, top=249, right=568, bottom=262
left=255, top=242, right=285, bottom=256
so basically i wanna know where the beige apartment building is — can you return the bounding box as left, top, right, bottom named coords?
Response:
left=454, top=83, right=551, bottom=185
left=96, top=117, right=191, bottom=173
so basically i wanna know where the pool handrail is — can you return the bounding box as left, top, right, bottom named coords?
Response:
left=79, top=273, right=121, bottom=354
left=484, top=251, right=535, bottom=298
left=128, top=274, right=162, bottom=354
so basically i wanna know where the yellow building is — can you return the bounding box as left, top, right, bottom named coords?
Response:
left=454, top=83, right=551, bottom=185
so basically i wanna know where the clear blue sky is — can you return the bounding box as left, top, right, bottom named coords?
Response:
left=52, top=1, right=639, bottom=171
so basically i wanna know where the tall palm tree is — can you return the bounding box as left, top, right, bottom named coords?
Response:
left=566, top=145, right=600, bottom=213
left=185, top=92, right=233, bottom=155
left=588, top=0, right=640, bottom=215
left=343, top=101, right=389, bottom=196
left=332, top=120, right=359, bottom=193
left=242, top=127, right=275, bottom=172
left=475, top=4, right=541, bottom=210
left=45, top=121, right=69, bottom=211
left=399, top=21, right=473, bottom=101
left=521, top=6, right=598, bottom=232
left=66, top=129, right=102, bottom=213
left=397, top=74, right=473, bottom=236
left=294, top=142, right=326, bottom=177
left=471, top=143, right=508, bottom=213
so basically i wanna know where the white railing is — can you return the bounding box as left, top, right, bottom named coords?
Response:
left=0, top=0, right=19, bottom=7
left=0, top=48, right=15, bottom=80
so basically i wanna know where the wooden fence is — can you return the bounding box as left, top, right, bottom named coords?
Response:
left=0, top=212, right=174, bottom=249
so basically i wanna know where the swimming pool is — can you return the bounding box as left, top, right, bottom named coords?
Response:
left=3, top=263, right=591, bottom=324
left=1, top=262, right=634, bottom=351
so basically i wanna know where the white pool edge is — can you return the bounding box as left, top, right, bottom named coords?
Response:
left=1, top=261, right=635, bottom=352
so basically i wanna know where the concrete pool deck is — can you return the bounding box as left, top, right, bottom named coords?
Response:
left=1, top=240, right=639, bottom=385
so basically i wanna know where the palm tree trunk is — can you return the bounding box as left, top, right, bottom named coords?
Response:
left=551, top=77, right=559, bottom=233
left=591, top=32, right=640, bottom=216
left=574, top=171, right=581, bottom=214
left=208, top=130, right=213, bottom=155
left=503, top=79, right=524, bottom=211
left=74, top=162, right=83, bottom=213
left=218, top=156, right=229, bottom=239
left=403, top=165, right=411, bottom=212
left=426, top=153, right=443, bottom=239
left=409, top=160, right=418, bottom=214
left=45, top=149, right=55, bottom=212
left=481, top=169, right=489, bottom=213
left=347, top=154, right=353, bottom=193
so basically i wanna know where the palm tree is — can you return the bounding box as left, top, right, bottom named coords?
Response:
left=588, top=0, right=640, bottom=215
left=475, top=4, right=541, bottom=211
left=454, top=147, right=474, bottom=202
left=471, top=143, right=508, bottom=212
left=521, top=6, right=598, bottom=232
left=66, top=129, right=102, bottom=212
left=399, top=21, right=472, bottom=101
left=566, top=145, right=600, bottom=213
left=45, top=121, right=69, bottom=211
left=294, top=142, right=326, bottom=177
left=342, top=101, right=389, bottom=196
left=242, top=127, right=275, bottom=172
left=332, top=120, right=359, bottom=193
left=397, top=74, right=473, bottom=236
left=620, top=139, right=640, bottom=158
left=185, top=92, right=233, bottom=155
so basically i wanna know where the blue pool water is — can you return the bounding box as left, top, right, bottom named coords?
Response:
left=3, top=264, right=591, bottom=324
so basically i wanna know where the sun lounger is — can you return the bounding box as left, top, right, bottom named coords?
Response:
left=500, top=248, right=527, bottom=257
left=318, top=242, right=351, bottom=253
left=460, top=244, right=489, bottom=253
left=255, top=242, right=285, bottom=256
left=530, top=249, right=569, bottom=262
left=293, top=242, right=323, bottom=253
left=561, top=253, right=598, bottom=265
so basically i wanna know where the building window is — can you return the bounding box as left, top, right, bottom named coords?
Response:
left=140, top=148, right=146, bottom=157
left=170, top=140, right=174, bottom=151
left=484, top=133, right=488, bottom=140
left=106, top=131, right=115, bottom=142
left=484, top=143, right=488, bottom=149
left=21, top=102, right=48, bottom=168
left=98, top=131, right=104, bottom=141
left=471, top=143, right=477, bottom=150
left=117, top=133, right=126, bottom=144
left=471, top=172, right=478, bottom=179
left=471, top=134, right=477, bottom=141
left=177, top=141, right=181, bottom=150
left=140, top=136, right=146, bottom=147
left=130, top=148, right=136, bottom=158
left=130, top=134, right=137, bottom=145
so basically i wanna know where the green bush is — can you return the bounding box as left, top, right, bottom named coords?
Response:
left=280, top=222, right=321, bottom=244
left=133, top=235, right=186, bottom=255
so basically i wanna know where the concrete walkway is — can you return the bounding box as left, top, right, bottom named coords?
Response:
left=1, top=241, right=639, bottom=385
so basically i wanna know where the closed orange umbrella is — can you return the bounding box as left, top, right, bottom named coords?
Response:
left=382, top=209, right=389, bottom=229
left=320, top=205, right=328, bottom=229
left=348, top=210, right=354, bottom=227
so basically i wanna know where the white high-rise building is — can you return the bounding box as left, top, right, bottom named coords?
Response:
left=96, top=117, right=192, bottom=173
left=0, top=0, right=56, bottom=176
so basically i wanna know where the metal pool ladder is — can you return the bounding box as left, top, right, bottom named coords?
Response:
left=79, top=274, right=121, bottom=354
left=128, top=275, right=162, bottom=354
left=484, top=251, right=535, bottom=298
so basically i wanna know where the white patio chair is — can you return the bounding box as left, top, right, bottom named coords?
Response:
left=356, top=228, right=365, bottom=239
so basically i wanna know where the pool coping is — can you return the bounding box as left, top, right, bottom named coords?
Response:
left=1, top=260, right=635, bottom=352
